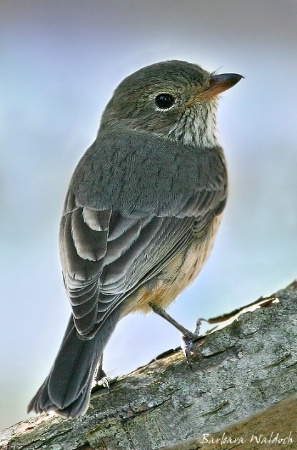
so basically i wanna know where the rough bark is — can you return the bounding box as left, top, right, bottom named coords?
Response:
left=1, top=281, right=297, bottom=450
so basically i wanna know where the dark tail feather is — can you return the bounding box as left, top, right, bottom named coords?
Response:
left=28, top=311, right=119, bottom=418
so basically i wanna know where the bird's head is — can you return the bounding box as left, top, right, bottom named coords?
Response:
left=101, top=60, right=242, bottom=147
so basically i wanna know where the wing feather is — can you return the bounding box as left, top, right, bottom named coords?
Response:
left=60, top=200, right=213, bottom=338
left=60, top=133, right=227, bottom=338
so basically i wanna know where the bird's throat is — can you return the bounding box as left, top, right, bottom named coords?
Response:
left=168, top=101, right=220, bottom=148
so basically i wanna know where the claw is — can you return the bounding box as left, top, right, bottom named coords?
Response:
left=96, top=376, right=111, bottom=389
left=193, top=318, right=205, bottom=335
left=181, top=319, right=208, bottom=367
left=181, top=334, right=195, bottom=368
left=94, top=353, right=110, bottom=388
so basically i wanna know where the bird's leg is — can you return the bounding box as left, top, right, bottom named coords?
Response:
left=94, top=354, right=111, bottom=388
left=148, top=302, right=204, bottom=365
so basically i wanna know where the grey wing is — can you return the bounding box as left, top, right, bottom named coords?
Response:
left=60, top=185, right=225, bottom=340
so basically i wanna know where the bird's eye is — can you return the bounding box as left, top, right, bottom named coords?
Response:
left=155, top=93, right=175, bottom=109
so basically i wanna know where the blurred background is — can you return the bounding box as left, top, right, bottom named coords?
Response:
left=1, top=0, right=297, bottom=430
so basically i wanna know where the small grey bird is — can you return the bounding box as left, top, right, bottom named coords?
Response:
left=28, top=60, right=242, bottom=418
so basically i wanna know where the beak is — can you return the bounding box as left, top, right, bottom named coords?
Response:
left=202, top=73, right=243, bottom=99
left=187, top=73, right=243, bottom=106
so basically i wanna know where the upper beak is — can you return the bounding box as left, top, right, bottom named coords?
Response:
left=202, top=73, right=243, bottom=99
left=187, top=73, right=243, bottom=106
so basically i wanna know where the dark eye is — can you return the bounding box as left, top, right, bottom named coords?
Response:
left=155, top=93, right=175, bottom=109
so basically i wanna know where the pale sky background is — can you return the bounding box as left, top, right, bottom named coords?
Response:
left=1, top=0, right=297, bottom=430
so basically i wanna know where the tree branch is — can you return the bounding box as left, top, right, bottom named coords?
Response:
left=2, top=281, right=297, bottom=450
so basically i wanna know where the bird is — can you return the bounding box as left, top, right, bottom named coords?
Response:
left=28, top=60, right=242, bottom=418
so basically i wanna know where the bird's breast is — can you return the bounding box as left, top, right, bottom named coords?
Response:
left=121, top=214, right=222, bottom=316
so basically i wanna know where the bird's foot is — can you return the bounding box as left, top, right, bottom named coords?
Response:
left=95, top=375, right=111, bottom=389
left=149, top=301, right=207, bottom=366
left=181, top=318, right=205, bottom=367
left=94, top=354, right=111, bottom=388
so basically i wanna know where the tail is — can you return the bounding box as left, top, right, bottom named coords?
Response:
left=28, top=311, right=119, bottom=418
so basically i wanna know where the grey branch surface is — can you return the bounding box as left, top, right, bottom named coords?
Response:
left=2, top=281, right=297, bottom=450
